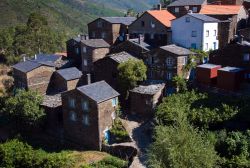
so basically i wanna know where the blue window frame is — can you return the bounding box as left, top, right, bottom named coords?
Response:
left=112, top=98, right=118, bottom=107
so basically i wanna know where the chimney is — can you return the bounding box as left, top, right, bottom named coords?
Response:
left=34, top=54, right=37, bottom=60
left=86, top=73, right=91, bottom=85
left=82, top=34, right=89, bottom=40
left=188, top=10, right=193, bottom=14
left=136, top=13, right=140, bottom=18
left=157, top=4, right=162, bottom=10
left=125, top=34, right=130, bottom=41
left=23, top=56, right=26, bottom=62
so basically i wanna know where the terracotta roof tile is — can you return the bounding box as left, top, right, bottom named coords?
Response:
left=147, top=10, right=176, bottom=27
left=199, top=5, right=242, bottom=15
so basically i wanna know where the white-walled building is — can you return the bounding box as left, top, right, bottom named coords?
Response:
left=171, top=12, right=219, bottom=51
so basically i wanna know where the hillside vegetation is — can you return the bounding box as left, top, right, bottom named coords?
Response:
left=0, top=0, right=158, bottom=36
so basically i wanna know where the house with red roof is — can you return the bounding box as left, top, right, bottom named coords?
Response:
left=128, top=9, right=176, bottom=46
left=199, top=5, right=248, bottom=47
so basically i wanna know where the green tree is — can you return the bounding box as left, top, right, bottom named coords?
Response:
left=172, top=75, right=187, bottom=93
left=4, top=89, right=45, bottom=130
left=125, top=8, right=136, bottom=17
left=118, top=59, right=147, bottom=95
left=147, top=123, right=218, bottom=168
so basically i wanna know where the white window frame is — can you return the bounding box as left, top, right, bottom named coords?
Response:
left=183, top=57, right=188, bottom=65
left=101, top=32, right=106, bottom=39
left=81, top=99, right=89, bottom=112
left=82, top=47, right=87, bottom=53
left=112, top=97, right=118, bottom=107
left=166, top=57, right=173, bottom=66
left=205, top=43, right=209, bottom=50
left=166, top=72, right=173, bottom=80
left=243, top=53, right=250, bottom=61
left=83, top=59, right=88, bottom=66
left=75, top=48, right=80, bottom=55
left=151, top=21, right=155, bottom=28
left=175, top=7, right=179, bottom=13
left=214, top=30, right=217, bottom=36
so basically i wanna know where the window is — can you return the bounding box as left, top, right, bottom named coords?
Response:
left=149, top=56, right=154, bottom=65
left=75, top=48, right=80, bottom=55
left=82, top=47, right=87, bottom=53
left=83, top=59, right=88, bottom=66
left=92, top=32, right=96, bottom=38
left=213, top=42, right=217, bottom=50
left=166, top=72, right=173, bottom=80
left=68, top=98, right=76, bottom=108
left=150, top=33, right=154, bottom=39
left=81, top=100, right=89, bottom=112
left=192, top=7, right=198, bottom=12
left=205, top=43, right=208, bottom=50
left=146, top=99, right=151, bottom=105
left=191, top=31, right=197, bottom=37
left=244, top=53, right=250, bottom=61
left=141, top=21, right=145, bottom=27
left=69, top=111, right=77, bottom=121
left=183, top=57, right=188, bottom=65
left=175, top=7, right=179, bottom=13
left=206, top=30, right=209, bottom=37
left=151, top=21, right=155, bottom=28
left=82, top=115, right=89, bottom=126
left=166, top=57, right=173, bottom=66
left=186, top=17, right=190, bottom=22
left=101, top=32, right=106, bottom=38
left=191, top=43, right=197, bottom=49
left=112, top=97, right=118, bottom=107
left=97, top=20, right=102, bottom=28
left=214, top=30, right=217, bottom=36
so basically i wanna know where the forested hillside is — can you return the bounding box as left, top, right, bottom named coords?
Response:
left=0, top=0, right=159, bottom=36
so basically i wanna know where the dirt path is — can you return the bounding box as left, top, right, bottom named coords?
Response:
left=121, top=116, right=152, bottom=168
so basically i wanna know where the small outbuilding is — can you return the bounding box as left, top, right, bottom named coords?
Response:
left=129, top=83, right=165, bottom=118
left=53, top=67, right=83, bottom=92
left=196, top=64, right=222, bottom=85
left=217, top=66, right=244, bottom=91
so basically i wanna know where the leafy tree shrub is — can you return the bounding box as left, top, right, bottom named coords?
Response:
left=110, top=119, right=130, bottom=143
left=4, top=89, right=45, bottom=130
left=90, top=156, right=128, bottom=168
left=147, top=123, right=218, bottom=168
left=0, top=139, right=73, bottom=168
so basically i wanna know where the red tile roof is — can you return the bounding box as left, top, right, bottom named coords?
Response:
left=147, top=10, right=176, bottom=27
left=199, top=5, right=242, bottom=15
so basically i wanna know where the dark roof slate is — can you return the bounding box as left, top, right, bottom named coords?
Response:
left=12, top=60, right=41, bottom=73
left=130, top=83, right=165, bottom=95
left=108, top=52, right=139, bottom=63
left=128, top=39, right=153, bottom=51
left=81, top=39, right=110, bottom=48
left=188, top=13, right=220, bottom=22
left=33, top=54, right=61, bottom=67
left=168, top=0, right=207, bottom=6
left=101, top=17, right=136, bottom=25
left=77, top=81, right=119, bottom=103
left=160, top=44, right=195, bottom=55
left=56, top=67, right=82, bottom=81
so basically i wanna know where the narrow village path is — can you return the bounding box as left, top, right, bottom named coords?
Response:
left=121, top=116, right=152, bottom=168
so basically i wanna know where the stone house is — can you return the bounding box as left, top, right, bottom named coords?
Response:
left=129, top=83, right=165, bottom=117
left=94, top=51, right=139, bottom=91
left=171, top=12, right=219, bottom=51
left=12, top=54, right=67, bottom=95
left=199, top=5, right=248, bottom=47
left=111, top=38, right=153, bottom=59
left=52, top=67, right=83, bottom=92
left=88, top=17, right=136, bottom=45
left=128, top=10, right=176, bottom=46
left=167, top=0, right=207, bottom=17
left=144, top=44, right=195, bottom=90
left=211, top=0, right=243, bottom=5
left=62, top=81, right=120, bottom=150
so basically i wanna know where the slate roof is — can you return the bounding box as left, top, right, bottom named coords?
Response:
left=81, top=39, right=110, bottom=48
left=128, top=39, right=153, bottom=51
left=101, top=17, right=136, bottom=26
left=108, top=52, right=139, bottom=63
left=13, top=60, right=41, bottom=73
left=13, top=54, right=65, bottom=73
left=168, top=0, right=207, bottom=7
left=77, top=81, right=120, bottom=103
left=219, top=66, right=242, bottom=73
left=199, top=5, right=242, bottom=15
left=160, top=44, right=195, bottom=55
left=42, top=94, right=62, bottom=108
left=56, top=67, right=82, bottom=81
left=146, top=10, right=176, bottom=27
left=188, top=13, right=220, bottom=22
left=130, top=83, right=165, bottom=95
left=197, top=63, right=221, bottom=69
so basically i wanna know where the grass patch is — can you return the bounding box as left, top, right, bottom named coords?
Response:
left=110, top=119, right=131, bottom=143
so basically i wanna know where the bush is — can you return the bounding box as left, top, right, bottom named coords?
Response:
left=110, top=119, right=130, bottom=143
left=0, top=139, right=73, bottom=168
left=90, top=156, right=128, bottom=168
